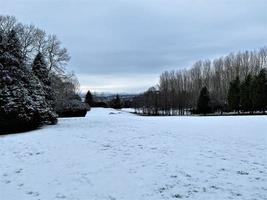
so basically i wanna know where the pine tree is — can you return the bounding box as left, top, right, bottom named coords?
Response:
left=32, top=53, right=49, bottom=82
left=197, top=87, right=211, bottom=115
left=6, top=30, right=23, bottom=62
left=251, top=69, right=267, bottom=113
left=0, top=30, right=57, bottom=134
left=85, top=90, right=94, bottom=106
left=240, top=74, right=253, bottom=113
left=114, top=94, right=122, bottom=109
left=32, top=52, right=56, bottom=110
left=227, top=76, right=240, bottom=113
left=0, top=30, right=22, bottom=67
left=110, top=94, right=122, bottom=109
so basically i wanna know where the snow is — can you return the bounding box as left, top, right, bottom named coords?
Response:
left=0, top=108, right=266, bottom=200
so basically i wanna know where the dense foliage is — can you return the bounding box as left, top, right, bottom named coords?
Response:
left=0, top=30, right=57, bottom=133
left=0, top=15, right=87, bottom=133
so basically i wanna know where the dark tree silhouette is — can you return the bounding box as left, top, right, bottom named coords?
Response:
left=110, top=95, right=122, bottom=109
left=197, top=87, right=211, bottom=115
left=240, top=74, right=253, bottom=113
left=228, top=77, right=240, bottom=113
left=251, top=69, right=267, bottom=113
left=85, top=90, right=94, bottom=106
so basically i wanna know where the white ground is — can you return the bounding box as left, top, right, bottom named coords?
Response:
left=0, top=108, right=266, bottom=200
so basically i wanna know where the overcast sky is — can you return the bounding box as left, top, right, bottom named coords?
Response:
left=2, top=0, right=267, bottom=93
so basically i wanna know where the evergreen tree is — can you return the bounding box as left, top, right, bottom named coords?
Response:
left=32, top=53, right=49, bottom=82
left=251, top=69, right=267, bottom=113
left=32, top=52, right=56, bottom=110
left=85, top=90, right=94, bottom=106
left=0, top=30, right=22, bottom=67
left=0, top=30, right=57, bottom=134
left=240, top=74, right=253, bottom=113
left=197, top=87, right=211, bottom=115
left=6, top=30, right=23, bottom=62
left=110, top=95, right=122, bottom=109
left=227, top=76, right=240, bottom=113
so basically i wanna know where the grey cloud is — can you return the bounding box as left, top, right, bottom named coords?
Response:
left=2, top=0, right=267, bottom=92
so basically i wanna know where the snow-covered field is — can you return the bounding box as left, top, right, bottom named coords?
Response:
left=0, top=108, right=266, bottom=200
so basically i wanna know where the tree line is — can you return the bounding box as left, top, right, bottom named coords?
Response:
left=84, top=90, right=123, bottom=109
left=132, top=47, right=267, bottom=115
left=227, top=70, right=267, bottom=114
left=0, top=15, right=88, bottom=134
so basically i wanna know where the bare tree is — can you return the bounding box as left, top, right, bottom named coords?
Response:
left=44, top=34, right=70, bottom=73
left=133, top=47, right=267, bottom=116
left=0, top=15, right=70, bottom=73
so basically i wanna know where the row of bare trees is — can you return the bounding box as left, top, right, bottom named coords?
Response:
left=132, top=47, right=267, bottom=115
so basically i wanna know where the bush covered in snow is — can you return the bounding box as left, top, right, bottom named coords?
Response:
left=56, top=99, right=89, bottom=117
left=51, top=74, right=89, bottom=117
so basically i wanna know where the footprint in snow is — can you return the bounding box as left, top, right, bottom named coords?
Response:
left=56, top=193, right=66, bottom=199
left=26, top=191, right=40, bottom=196
left=18, top=183, right=24, bottom=187
left=2, top=173, right=8, bottom=177
left=230, top=191, right=242, bottom=197
left=158, top=187, right=166, bottom=193
left=108, top=196, right=117, bottom=200
left=210, top=185, right=220, bottom=190
left=101, top=144, right=112, bottom=151
left=172, top=194, right=183, bottom=198
left=102, top=144, right=112, bottom=148
left=15, top=168, right=23, bottom=174
left=237, top=171, right=249, bottom=175
left=179, top=171, right=191, bottom=178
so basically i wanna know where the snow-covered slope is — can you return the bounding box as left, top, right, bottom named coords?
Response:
left=0, top=108, right=266, bottom=200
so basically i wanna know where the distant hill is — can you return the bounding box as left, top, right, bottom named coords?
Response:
left=80, top=92, right=138, bottom=102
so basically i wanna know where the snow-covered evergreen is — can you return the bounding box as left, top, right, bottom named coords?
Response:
left=0, top=30, right=57, bottom=134
left=32, top=52, right=56, bottom=110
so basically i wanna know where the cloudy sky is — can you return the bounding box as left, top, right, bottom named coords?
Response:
left=2, top=0, right=267, bottom=93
